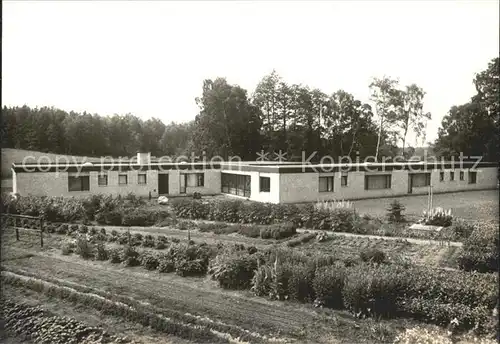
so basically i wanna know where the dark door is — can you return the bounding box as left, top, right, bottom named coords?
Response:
left=408, top=174, right=413, bottom=194
left=158, top=174, right=169, bottom=195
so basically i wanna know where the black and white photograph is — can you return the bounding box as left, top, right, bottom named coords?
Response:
left=1, top=1, right=499, bottom=343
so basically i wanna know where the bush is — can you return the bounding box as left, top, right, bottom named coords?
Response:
left=121, top=246, right=140, bottom=267
left=157, top=255, right=175, bottom=273
left=209, top=200, right=244, bottom=223
left=286, top=232, right=317, bottom=247
left=96, top=209, right=123, bottom=226
left=343, top=264, right=402, bottom=318
left=177, top=220, right=196, bottom=231
left=452, top=219, right=475, bottom=240
left=386, top=200, right=405, bottom=223
left=78, top=225, right=89, bottom=234
left=237, top=224, right=261, bottom=238
left=287, top=263, right=316, bottom=302
left=360, top=248, right=387, bottom=264
left=313, top=264, right=346, bottom=308
left=109, top=248, right=122, bottom=264
left=171, top=199, right=210, bottom=220
left=142, top=235, right=155, bottom=248
left=75, top=238, right=94, bottom=259
left=198, top=222, right=230, bottom=233
left=94, top=243, right=108, bottom=261
left=140, top=252, right=160, bottom=270
left=458, top=224, right=498, bottom=273
left=210, top=249, right=262, bottom=289
left=175, top=259, right=206, bottom=277
left=260, top=222, right=297, bottom=240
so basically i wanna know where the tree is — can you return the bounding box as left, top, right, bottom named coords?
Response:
left=369, top=77, right=401, bottom=160
left=191, top=78, right=262, bottom=160
left=434, top=57, right=499, bottom=161
left=395, top=84, right=431, bottom=158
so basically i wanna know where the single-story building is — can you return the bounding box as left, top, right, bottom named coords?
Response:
left=11, top=152, right=498, bottom=204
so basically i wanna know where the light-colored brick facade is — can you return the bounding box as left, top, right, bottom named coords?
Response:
left=12, top=160, right=498, bottom=203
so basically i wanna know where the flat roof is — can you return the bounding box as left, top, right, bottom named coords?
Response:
left=12, top=160, right=498, bottom=174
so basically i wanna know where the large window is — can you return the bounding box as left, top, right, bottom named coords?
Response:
left=221, top=173, right=251, bottom=197
left=68, top=176, right=90, bottom=192
left=319, top=176, right=334, bottom=192
left=184, top=173, right=204, bottom=187
left=411, top=173, right=431, bottom=187
left=468, top=171, right=477, bottom=184
left=98, top=174, right=108, bottom=186
left=119, top=174, right=128, bottom=185
left=450, top=171, right=455, bottom=181
left=138, top=173, right=147, bottom=185
left=260, top=177, right=270, bottom=192
left=365, top=174, right=391, bottom=190
left=459, top=171, right=464, bottom=181
left=439, top=171, right=444, bottom=182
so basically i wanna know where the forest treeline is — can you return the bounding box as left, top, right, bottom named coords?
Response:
left=2, top=57, right=497, bottom=162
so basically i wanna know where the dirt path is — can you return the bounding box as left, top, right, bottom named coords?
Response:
left=296, top=229, right=463, bottom=247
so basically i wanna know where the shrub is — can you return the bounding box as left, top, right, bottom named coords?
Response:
left=78, top=224, right=89, bottom=234
left=75, top=238, right=94, bottom=259
left=157, top=255, right=175, bottom=273
left=209, top=200, right=244, bottom=223
left=140, top=252, right=160, bottom=270
left=121, top=246, right=140, bottom=267
left=171, top=199, right=210, bottom=220
left=198, top=222, right=230, bottom=233
left=343, top=264, right=405, bottom=318
left=452, top=219, right=475, bottom=240
left=287, top=263, right=316, bottom=302
left=69, top=224, right=79, bottom=234
left=172, top=238, right=180, bottom=243
left=237, top=225, right=261, bottom=238
left=61, top=243, right=74, bottom=255
left=94, top=243, right=108, bottom=261
left=142, top=235, right=155, bottom=248
left=175, top=259, right=206, bottom=277
left=331, top=208, right=358, bottom=233
left=210, top=249, right=262, bottom=289
left=155, top=241, right=167, bottom=250
left=260, top=222, right=297, bottom=240
left=386, top=200, right=405, bottom=223
left=100, top=228, right=107, bottom=235
left=360, top=248, right=387, bottom=264
left=458, top=223, right=498, bottom=273
left=96, top=209, right=123, bottom=226
left=109, top=248, right=122, bottom=264
left=313, top=264, right=346, bottom=308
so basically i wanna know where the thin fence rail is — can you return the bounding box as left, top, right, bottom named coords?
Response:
left=1, top=214, right=44, bottom=247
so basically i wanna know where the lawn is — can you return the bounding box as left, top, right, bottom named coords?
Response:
left=351, top=190, right=499, bottom=223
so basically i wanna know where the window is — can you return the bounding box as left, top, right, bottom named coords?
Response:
left=68, top=176, right=90, bottom=192
left=341, top=172, right=348, bottom=187
left=260, top=177, right=271, bottom=192
left=365, top=174, right=391, bottom=190
left=439, top=172, right=444, bottom=182
left=138, top=174, right=147, bottom=185
left=459, top=171, right=464, bottom=181
left=450, top=171, right=455, bottom=181
left=319, top=176, right=334, bottom=192
left=221, top=173, right=251, bottom=197
left=119, top=174, right=128, bottom=185
left=468, top=171, right=477, bottom=184
left=98, top=174, right=108, bottom=186
left=411, top=173, right=431, bottom=187
left=196, top=173, right=204, bottom=187
left=184, top=173, right=204, bottom=187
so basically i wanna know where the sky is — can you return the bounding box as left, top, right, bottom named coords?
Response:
left=2, top=0, right=499, bottom=145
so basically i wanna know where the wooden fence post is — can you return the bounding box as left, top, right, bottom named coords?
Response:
left=15, top=217, right=19, bottom=241
left=40, top=217, right=44, bottom=248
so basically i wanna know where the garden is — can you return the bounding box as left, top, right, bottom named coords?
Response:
left=1, top=192, right=499, bottom=343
